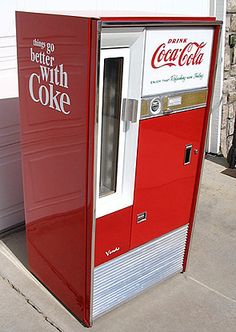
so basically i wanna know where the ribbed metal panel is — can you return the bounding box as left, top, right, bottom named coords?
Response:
left=93, top=225, right=188, bottom=319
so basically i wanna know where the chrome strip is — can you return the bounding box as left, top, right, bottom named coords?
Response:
left=89, top=20, right=101, bottom=327
left=141, top=88, right=208, bottom=120
left=141, top=103, right=207, bottom=120
left=102, top=21, right=223, bottom=28
left=93, top=224, right=188, bottom=319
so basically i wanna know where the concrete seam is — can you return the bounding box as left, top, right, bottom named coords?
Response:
left=187, top=275, right=236, bottom=304
left=0, top=273, right=64, bottom=332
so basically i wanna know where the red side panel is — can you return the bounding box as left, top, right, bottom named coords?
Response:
left=16, top=12, right=97, bottom=326
left=131, top=108, right=205, bottom=249
left=95, top=207, right=132, bottom=266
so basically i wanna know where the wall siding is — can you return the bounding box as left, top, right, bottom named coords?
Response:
left=221, top=0, right=236, bottom=157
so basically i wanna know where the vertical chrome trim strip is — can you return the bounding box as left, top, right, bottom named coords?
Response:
left=89, top=20, right=101, bottom=326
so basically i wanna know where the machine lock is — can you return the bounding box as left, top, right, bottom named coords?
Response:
left=150, top=97, right=161, bottom=115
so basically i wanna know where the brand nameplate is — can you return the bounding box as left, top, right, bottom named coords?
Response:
left=143, top=28, right=214, bottom=96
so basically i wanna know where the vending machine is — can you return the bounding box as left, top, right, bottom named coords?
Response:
left=16, top=11, right=221, bottom=327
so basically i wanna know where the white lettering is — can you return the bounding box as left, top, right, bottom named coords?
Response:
left=30, top=48, right=54, bottom=67
left=39, top=85, right=49, bottom=106
left=105, top=247, right=120, bottom=257
left=49, top=84, right=61, bottom=112
left=29, top=73, right=40, bottom=102
left=59, top=64, right=68, bottom=88
left=40, top=65, right=50, bottom=81
left=29, top=41, right=70, bottom=116
left=60, top=93, right=71, bottom=115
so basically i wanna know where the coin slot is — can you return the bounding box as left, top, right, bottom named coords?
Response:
left=137, top=212, right=147, bottom=223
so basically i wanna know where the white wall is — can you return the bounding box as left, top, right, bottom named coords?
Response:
left=206, top=0, right=226, bottom=154
left=1, top=0, right=211, bottom=99
left=0, top=98, right=24, bottom=232
left=0, top=0, right=211, bottom=232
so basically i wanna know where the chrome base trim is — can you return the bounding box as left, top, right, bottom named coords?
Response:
left=93, top=224, right=188, bottom=319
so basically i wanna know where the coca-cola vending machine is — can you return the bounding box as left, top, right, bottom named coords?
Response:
left=16, top=11, right=221, bottom=327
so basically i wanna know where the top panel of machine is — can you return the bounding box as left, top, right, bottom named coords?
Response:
left=16, top=10, right=217, bottom=22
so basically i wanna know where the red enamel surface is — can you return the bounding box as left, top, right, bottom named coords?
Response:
left=130, top=108, right=205, bottom=249
left=16, top=12, right=97, bottom=327
left=95, top=207, right=132, bottom=266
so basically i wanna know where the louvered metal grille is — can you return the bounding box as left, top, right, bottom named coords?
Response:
left=93, top=224, right=188, bottom=319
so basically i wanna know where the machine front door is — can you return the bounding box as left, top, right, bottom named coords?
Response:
left=130, top=108, right=205, bottom=249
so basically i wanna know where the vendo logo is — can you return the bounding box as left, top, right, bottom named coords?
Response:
left=151, top=41, right=207, bottom=69
left=105, top=247, right=120, bottom=257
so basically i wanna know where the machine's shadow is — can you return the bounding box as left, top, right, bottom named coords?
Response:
left=205, top=154, right=236, bottom=178
left=0, top=226, right=28, bottom=268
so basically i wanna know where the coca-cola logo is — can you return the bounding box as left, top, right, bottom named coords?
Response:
left=151, top=39, right=207, bottom=69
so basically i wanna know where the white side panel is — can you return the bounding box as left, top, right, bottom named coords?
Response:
left=206, top=0, right=225, bottom=154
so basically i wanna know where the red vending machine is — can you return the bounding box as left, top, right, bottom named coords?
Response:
left=16, top=11, right=221, bottom=327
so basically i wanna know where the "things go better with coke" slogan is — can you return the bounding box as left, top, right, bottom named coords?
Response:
left=28, top=39, right=71, bottom=115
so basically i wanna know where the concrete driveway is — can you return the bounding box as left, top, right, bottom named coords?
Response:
left=0, top=156, right=236, bottom=332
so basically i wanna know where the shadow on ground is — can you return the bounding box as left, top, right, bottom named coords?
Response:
left=206, top=154, right=236, bottom=178
left=0, top=226, right=28, bottom=268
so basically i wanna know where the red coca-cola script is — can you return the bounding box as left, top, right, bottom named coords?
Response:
left=151, top=42, right=206, bottom=69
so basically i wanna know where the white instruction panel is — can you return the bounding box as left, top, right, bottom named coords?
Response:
left=142, top=27, right=214, bottom=96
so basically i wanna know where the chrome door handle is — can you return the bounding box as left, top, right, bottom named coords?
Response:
left=122, top=98, right=138, bottom=123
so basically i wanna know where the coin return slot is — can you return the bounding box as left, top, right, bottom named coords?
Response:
left=137, top=212, right=147, bottom=223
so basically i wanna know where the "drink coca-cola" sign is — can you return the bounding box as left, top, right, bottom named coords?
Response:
left=143, top=28, right=214, bottom=96
left=151, top=40, right=206, bottom=69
